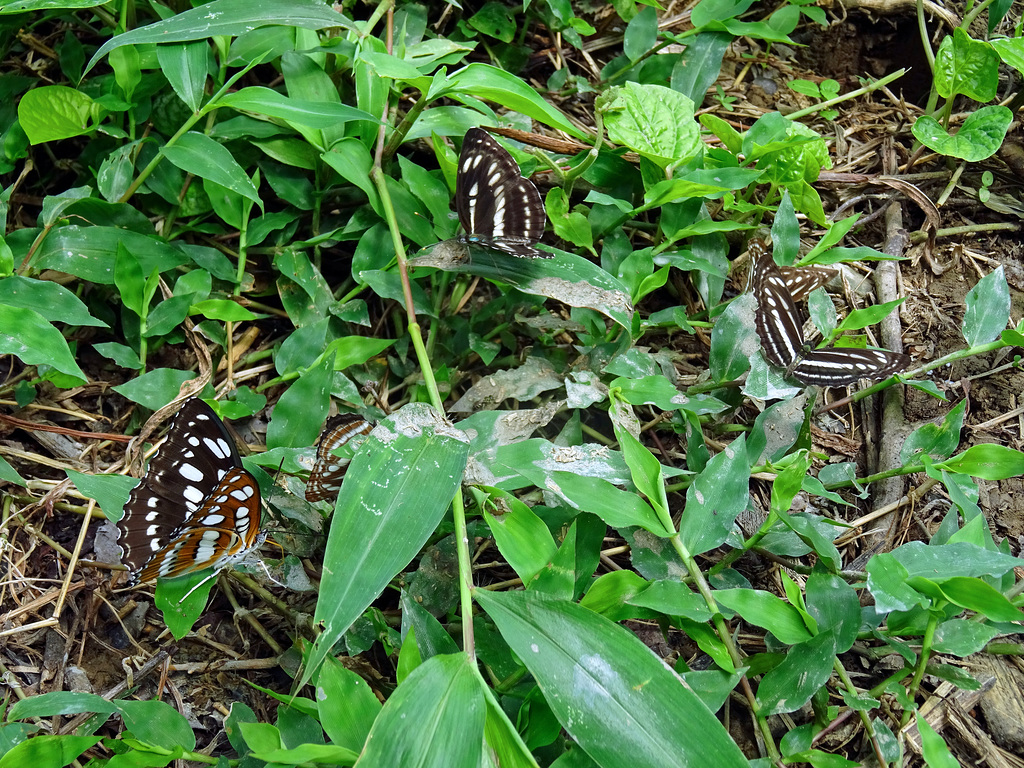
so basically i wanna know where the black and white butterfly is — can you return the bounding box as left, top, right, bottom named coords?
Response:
left=750, top=239, right=910, bottom=386
left=305, top=414, right=374, bottom=503
left=456, top=127, right=549, bottom=259
left=117, top=398, right=265, bottom=585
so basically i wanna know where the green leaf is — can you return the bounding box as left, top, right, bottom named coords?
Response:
left=357, top=654, right=485, bottom=768
left=935, top=576, right=1024, bottom=622
left=0, top=734, right=100, bottom=768
left=916, top=712, right=960, bottom=768
left=94, top=341, right=143, bottom=370
left=119, top=699, right=196, bottom=751
left=0, top=0, right=110, bottom=13
left=598, top=82, right=700, bottom=168
left=671, top=32, right=731, bottom=104
left=579, top=570, right=654, bottom=621
left=266, top=355, right=332, bottom=449
left=623, top=6, right=658, bottom=62
left=0, top=455, right=26, bottom=487
left=629, top=579, right=713, bottom=621
left=316, top=658, right=381, bottom=752
left=86, top=0, right=356, bottom=73
left=525, top=470, right=670, bottom=536
left=34, top=226, right=189, bottom=284
left=962, top=265, right=1009, bottom=346
left=154, top=570, right=218, bottom=639
left=475, top=589, right=748, bottom=768
left=145, top=294, right=195, bottom=337
left=109, top=44, right=141, bottom=102
left=709, top=294, right=759, bottom=383
left=8, top=691, right=117, bottom=720
left=757, top=632, right=836, bottom=716
left=0, top=276, right=107, bottom=327
left=714, top=589, right=812, bottom=644
left=483, top=488, right=558, bottom=585
left=934, top=28, right=1000, bottom=101
left=157, top=40, right=209, bottom=113
left=678, top=435, right=749, bottom=555
left=189, top=298, right=257, bottom=322
left=937, top=444, right=1024, bottom=480
left=992, top=37, right=1024, bottom=75
left=931, top=619, right=999, bottom=657
left=304, top=405, right=469, bottom=684
left=111, top=368, right=196, bottom=410
left=901, top=400, right=966, bottom=464
left=161, top=132, right=261, bottom=209
left=327, top=335, right=397, bottom=370
left=805, top=572, right=859, bottom=651
left=545, top=188, right=591, bottom=251
left=219, top=87, right=379, bottom=131
left=0, top=304, right=86, bottom=382
left=411, top=246, right=633, bottom=330
left=66, top=469, right=137, bottom=523
left=468, top=2, right=516, bottom=43
left=17, top=85, right=96, bottom=144
left=444, top=64, right=583, bottom=138
left=911, top=106, right=1012, bottom=162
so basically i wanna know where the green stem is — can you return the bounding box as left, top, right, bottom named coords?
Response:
left=785, top=69, right=907, bottom=122
left=833, top=657, right=890, bottom=768
left=118, top=63, right=259, bottom=204
left=669, top=533, right=781, bottom=763
left=900, top=609, right=940, bottom=729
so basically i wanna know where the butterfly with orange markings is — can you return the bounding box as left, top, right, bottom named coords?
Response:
left=116, top=398, right=265, bottom=585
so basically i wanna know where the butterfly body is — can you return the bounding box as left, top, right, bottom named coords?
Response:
left=455, top=128, right=549, bottom=259
left=750, top=239, right=910, bottom=386
left=117, top=399, right=264, bottom=585
left=305, top=414, right=374, bottom=503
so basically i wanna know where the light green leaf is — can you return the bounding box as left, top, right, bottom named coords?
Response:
left=911, top=106, right=1012, bottom=163
left=937, top=444, right=1024, bottom=480
left=18, top=86, right=96, bottom=144
left=189, top=299, right=258, bottom=322
left=934, top=28, right=1000, bottom=101
left=598, top=82, right=700, bottom=168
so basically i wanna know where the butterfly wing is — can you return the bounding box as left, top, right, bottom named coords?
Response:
left=118, top=398, right=246, bottom=579
left=305, top=414, right=374, bottom=503
left=777, top=265, right=838, bottom=302
left=135, top=468, right=263, bottom=583
left=456, top=128, right=548, bottom=258
left=750, top=239, right=804, bottom=368
left=792, top=348, right=910, bottom=387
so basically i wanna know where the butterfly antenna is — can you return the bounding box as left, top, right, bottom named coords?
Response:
left=178, top=569, right=223, bottom=603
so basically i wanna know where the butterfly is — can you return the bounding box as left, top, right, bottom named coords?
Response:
left=456, top=127, right=549, bottom=259
left=750, top=239, right=910, bottom=386
left=117, top=398, right=265, bottom=585
left=305, top=414, right=374, bottom=503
